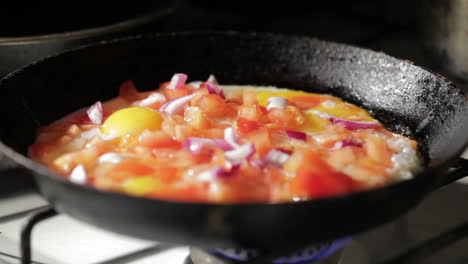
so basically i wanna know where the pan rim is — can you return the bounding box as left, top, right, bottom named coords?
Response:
left=0, top=31, right=465, bottom=207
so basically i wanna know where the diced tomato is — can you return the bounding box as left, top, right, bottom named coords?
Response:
left=184, top=106, right=211, bottom=129
left=238, top=104, right=263, bottom=121
left=156, top=167, right=180, bottom=184
left=237, top=117, right=260, bottom=134
left=364, top=136, right=392, bottom=167
left=224, top=102, right=239, bottom=120
left=258, top=105, right=268, bottom=114
left=267, top=107, right=305, bottom=130
left=174, top=124, right=194, bottom=142
left=243, top=90, right=258, bottom=105
left=110, top=160, right=154, bottom=182
left=289, top=95, right=330, bottom=109
left=161, top=116, right=178, bottom=138
left=243, top=127, right=272, bottom=156
left=291, top=150, right=356, bottom=199
left=119, top=80, right=139, bottom=101
left=164, top=86, right=190, bottom=99
left=191, top=94, right=226, bottom=118
left=220, top=169, right=270, bottom=203
left=140, top=130, right=181, bottom=149
left=148, top=185, right=209, bottom=202
left=203, top=126, right=226, bottom=139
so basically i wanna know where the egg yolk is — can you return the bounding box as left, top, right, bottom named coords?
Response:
left=123, top=176, right=159, bottom=196
left=301, top=112, right=330, bottom=133
left=101, top=107, right=163, bottom=137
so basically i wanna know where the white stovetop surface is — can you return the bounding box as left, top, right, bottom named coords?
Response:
left=0, top=192, right=189, bottom=264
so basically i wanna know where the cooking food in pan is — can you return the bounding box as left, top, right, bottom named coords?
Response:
left=29, top=73, right=421, bottom=203
left=2, top=32, right=468, bottom=248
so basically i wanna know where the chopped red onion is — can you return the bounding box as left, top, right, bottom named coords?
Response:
left=250, top=149, right=292, bottom=169
left=317, top=112, right=333, bottom=119
left=197, top=164, right=240, bottom=182
left=80, top=128, right=99, bottom=139
left=70, top=164, right=87, bottom=184
left=250, top=159, right=267, bottom=169
left=166, top=73, right=188, bottom=89
left=183, top=137, right=234, bottom=154
left=86, top=101, right=103, bottom=125
left=263, top=148, right=291, bottom=167
left=98, top=152, right=125, bottom=163
left=182, top=137, right=214, bottom=153
left=159, top=93, right=197, bottom=115
left=267, top=96, right=288, bottom=110
left=213, top=139, right=235, bottom=151
left=286, top=130, right=307, bottom=141
left=98, top=131, right=119, bottom=141
left=317, top=112, right=379, bottom=130
left=224, top=143, right=256, bottom=162
left=330, top=140, right=362, bottom=151
left=207, top=74, right=219, bottom=85
left=139, top=93, right=166, bottom=107
left=80, top=128, right=117, bottom=141
left=330, top=117, right=379, bottom=130
left=206, top=82, right=225, bottom=99
left=224, top=127, right=240, bottom=148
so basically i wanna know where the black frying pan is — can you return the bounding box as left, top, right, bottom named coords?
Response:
left=1, top=32, right=468, bottom=250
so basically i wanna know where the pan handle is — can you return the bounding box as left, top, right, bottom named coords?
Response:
left=0, top=152, right=21, bottom=171
left=433, top=157, right=468, bottom=189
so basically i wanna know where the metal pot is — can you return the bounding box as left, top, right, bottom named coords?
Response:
left=420, top=0, right=468, bottom=82
left=0, top=1, right=175, bottom=78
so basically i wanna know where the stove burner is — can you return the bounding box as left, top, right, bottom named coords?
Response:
left=190, top=238, right=350, bottom=264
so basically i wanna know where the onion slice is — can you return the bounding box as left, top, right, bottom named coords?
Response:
left=330, top=140, right=362, bottom=151
left=207, top=74, right=219, bottom=85
left=317, top=113, right=379, bottom=130
left=224, top=127, right=240, bottom=148
left=159, top=93, right=197, bottom=115
left=70, top=164, right=87, bottom=184
left=86, top=101, right=104, bottom=125
left=183, top=137, right=234, bottom=153
left=80, top=128, right=118, bottom=141
left=330, top=117, right=379, bottom=130
left=98, top=152, right=125, bottom=163
left=206, top=82, right=225, bottom=99
left=250, top=148, right=291, bottom=169
left=263, top=148, right=291, bottom=167
left=224, top=143, right=256, bottom=162
left=139, top=93, right=166, bottom=107
left=166, top=73, right=188, bottom=89
left=197, top=164, right=240, bottom=182
left=286, top=130, right=307, bottom=141
left=213, top=139, right=235, bottom=151
left=267, top=96, right=288, bottom=110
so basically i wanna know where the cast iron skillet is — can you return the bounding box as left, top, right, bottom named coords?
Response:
left=1, top=32, right=468, bottom=250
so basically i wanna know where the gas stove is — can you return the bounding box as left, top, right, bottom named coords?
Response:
left=2, top=179, right=468, bottom=264
left=2, top=1, right=468, bottom=264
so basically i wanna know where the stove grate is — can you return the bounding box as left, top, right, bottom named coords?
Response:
left=17, top=208, right=468, bottom=264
